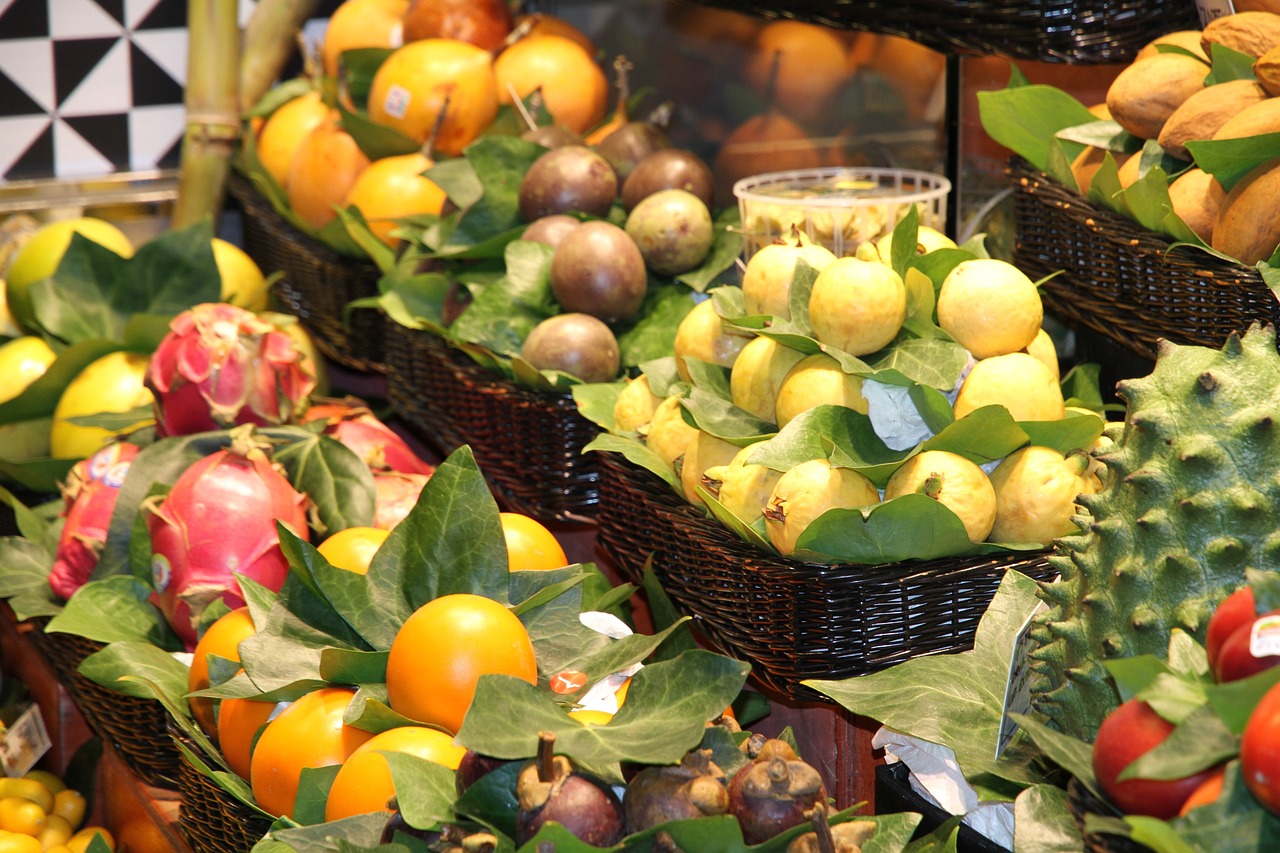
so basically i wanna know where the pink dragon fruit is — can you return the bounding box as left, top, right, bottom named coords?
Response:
left=48, top=441, right=140, bottom=601
left=145, top=431, right=310, bottom=648
left=372, top=471, right=433, bottom=531
left=147, top=302, right=317, bottom=438
left=302, top=400, right=435, bottom=475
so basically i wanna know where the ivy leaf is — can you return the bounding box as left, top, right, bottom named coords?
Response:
left=1186, top=131, right=1280, bottom=193
left=1116, top=704, right=1237, bottom=782
left=0, top=536, right=61, bottom=620
left=77, top=639, right=189, bottom=703
left=45, top=575, right=180, bottom=649
left=977, top=85, right=1099, bottom=172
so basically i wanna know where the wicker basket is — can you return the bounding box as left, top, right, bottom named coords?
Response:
left=1066, top=777, right=1154, bottom=853
left=1008, top=158, right=1280, bottom=363
left=228, top=173, right=387, bottom=373
left=384, top=321, right=601, bottom=523
left=593, top=451, right=1056, bottom=701
left=174, top=729, right=273, bottom=853
left=27, top=618, right=180, bottom=788
left=692, top=0, right=1199, bottom=63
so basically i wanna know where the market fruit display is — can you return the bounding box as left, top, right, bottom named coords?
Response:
left=4, top=217, right=133, bottom=331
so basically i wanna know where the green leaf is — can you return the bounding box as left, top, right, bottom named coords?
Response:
left=748, top=404, right=908, bottom=484
left=337, top=100, right=419, bottom=161
left=640, top=564, right=698, bottom=662
left=798, top=493, right=993, bottom=564
left=45, top=575, right=179, bottom=649
left=1206, top=43, right=1257, bottom=85
left=445, top=136, right=549, bottom=249
left=319, top=648, right=389, bottom=684
left=682, top=386, right=775, bottom=445
left=583, top=433, right=680, bottom=493
left=1056, top=119, right=1137, bottom=152
left=343, top=685, right=422, bottom=733
left=922, top=406, right=1030, bottom=467
left=806, top=571, right=1049, bottom=797
left=977, top=85, right=1099, bottom=172
left=1117, top=703, right=1236, bottom=782
left=449, top=241, right=556, bottom=357
left=1167, top=760, right=1280, bottom=851
left=571, top=381, right=625, bottom=433
left=1014, top=784, right=1082, bottom=853
left=1186, top=132, right=1280, bottom=193
left=890, top=204, right=920, bottom=279
left=1103, top=654, right=1172, bottom=702
left=77, top=640, right=188, bottom=703
left=383, top=753, right=459, bottom=829
left=292, top=764, right=341, bottom=826
left=618, top=283, right=699, bottom=368
left=0, top=536, right=61, bottom=621
left=1206, top=665, right=1280, bottom=734
left=265, top=813, right=396, bottom=853
left=1012, top=714, right=1098, bottom=796
left=866, top=337, right=969, bottom=390
left=293, top=532, right=405, bottom=651
left=273, top=430, right=377, bottom=534
left=0, top=339, right=121, bottom=424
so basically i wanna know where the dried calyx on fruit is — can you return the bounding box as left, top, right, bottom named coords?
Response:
left=380, top=802, right=499, bottom=852
left=147, top=302, right=317, bottom=438
left=516, top=731, right=624, bottom=847
left=727, top=737, right=829, bottom=845
left=623, top=748, right=729, bottom=834
left=786, top=802, right=877, bottom=853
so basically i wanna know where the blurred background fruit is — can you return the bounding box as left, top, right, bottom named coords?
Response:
left=5, top=218, right=134, bottom=331
left=49, top=351, right=152, bottom=460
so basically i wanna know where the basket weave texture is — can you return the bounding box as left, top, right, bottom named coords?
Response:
left=1008, top=158, right=1280, bottom=363
left=384, top=322, right=601, bottom=523
left=1066, top=777, right=1155, bottom=853
left=593, top=452, right=1055, bottom=700
left=692, top=0, right=1199, bottom=63
left=228, top=173, right=387, bottom=373
left=174, top=730, right=273, bottom=853
left=28, top=618, right=180, bottom=788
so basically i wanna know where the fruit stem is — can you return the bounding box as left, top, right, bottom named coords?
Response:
left=501, top=15, right=538, bottom=52
left=764, top=49, right=782, bottom=113
left=423, top=90, right=452, bottom=160
left=921, top=473, right=943, bottom=501
left=611, top=56, right=634, bottom=123
left=808, top=802, right=836, bottom=853
left=536, top=731, right=556, bottom=783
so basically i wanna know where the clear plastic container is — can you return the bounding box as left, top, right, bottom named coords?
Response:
left=733, top=167, right=951, bottom=259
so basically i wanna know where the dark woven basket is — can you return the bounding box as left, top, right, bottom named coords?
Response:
left=1009, top=157, right=1280, bottom=363
left=693, top=0, right=1199, bottom=63
left=1066, top=777, right=1155, bottom=853
left=228, top=173, right=387, bottom=374
left=173, top=728, right=273, bottom=853
left=27, top=617, right=180, bottom=788
left=383, top=321, right=601, bottom=523
left=593, top=452, right=1056, bottom=700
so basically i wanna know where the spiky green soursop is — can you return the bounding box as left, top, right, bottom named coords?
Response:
left=1030, top=324, right=1280, bottom=741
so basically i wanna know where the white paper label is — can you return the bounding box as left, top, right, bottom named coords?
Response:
left=1249, top=614, right=1280, bottom=658
left=1196, top=0, right=1236, bottom=25
left=997, top=600, right=1049, bottom=759
left=382, top=84, right=411, bottom=120
left=0, top=705, right=51, bottom=777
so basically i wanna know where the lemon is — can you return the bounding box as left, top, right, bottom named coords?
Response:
left=6, top=218, right=133, bottom=331
left=936, top=259, right=1043, bottom=359
left=644, top=395, right=698, bottom=471
left=1025, top=327, right=1059, bottom=380
left=953, top=352, right=1065, bottom=422
left=884, top=449, right=997, bottom=543
left=774, top=353, right=868, bottom=428
left=808, top=257, right=906, bottom=356
left=764, top=458, right=879, bottom=556
left=0, top=336, right=56, bottom=403
left=213, top=239, right=269, bottom=312
left=50, top=352, right=152, bottom=460
left=988, top=446, right=1101, bottom=546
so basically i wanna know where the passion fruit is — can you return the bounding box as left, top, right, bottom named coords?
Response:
left=549, top=220, right=646, bottom=322
left=518, top=145, right=618, bottom=221
left=621, top=148, right=716, bottom=213
left=624, top=189, right=715, bottom=276
left=521, top=313, right=620, bottom=383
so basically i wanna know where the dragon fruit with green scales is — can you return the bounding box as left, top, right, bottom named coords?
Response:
left=1030, top=324, right=1280, bottom=741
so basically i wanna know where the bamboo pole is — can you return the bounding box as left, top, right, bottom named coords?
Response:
left=240, top=0, right=323, bottom=113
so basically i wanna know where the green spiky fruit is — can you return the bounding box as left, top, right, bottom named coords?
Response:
left=1031, top=325, right=1280, bottom=740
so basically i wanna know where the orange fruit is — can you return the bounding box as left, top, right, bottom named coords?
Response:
left=187, top=607, right=256, bottom=737
left=323, top=726, right=466, bottom=821
left=285, top=113, right=371, bottom=230
left=250, top=687, right=374, bottom=817
left=499, top=512, right=568, bottom=571
left=317, top=526, right=391, bottom=574
left=367, top=39, right=498, bottom=157
left=321, top=0, right=408, bottom=79
left=217, top=695, right=287, bottom=781
left=342, top=151, right=447, bottom=247
left=386, top=594, right=537, bottom=733
left=712, top=112, right=821, bottom=207
left=743, top=20, right=850, bottom=124
left=515, top=13, right=597, bottom=55
left=493, top=35, right=608, bottom=136
left=256, top=90, right=329, bottom=189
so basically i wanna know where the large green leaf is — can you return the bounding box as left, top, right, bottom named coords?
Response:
left=45, top=575, right=180, bottom=649
left=0, top=536, right=62, bottom=619
left=1013, top=784, right=1081, bottom=853
left=1185, top=132, right=1280, bottom=193
left=618, top=282, right=699, bottom=368
left=77, top=639, right=189, bottom=702
left=272, top=430, right=377, bottom=534
left=441, top=136, right=549, bottom=250
left=448, top=240, right=556, bottom=357
left=977, top=85, right=1098, bottom=172
left=797, top=493, right=995, bottom=564
left=582, top=434, right=680, bottom=493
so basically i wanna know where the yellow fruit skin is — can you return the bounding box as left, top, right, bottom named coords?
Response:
left=730, top=336, right=807, bottom=425
left=66, top=827, right=113, bottom=853
left=6, top=218, right=133, bottom=331
left=936, top=259, right=1042, bottom=359
left=673, top=299, right=751, bottom=383
left=953, top=353, right=1065, bottom=422
left=19, top=772, right=62, bottom=797
left=51, top=790, right=84, bottom=830
left=774, top=353, right=868, bottom=428
left=680, top=431, right=742, bottom=507
left=343, top=152, right=447, bottom=247
left=0, top=832, right=42, bottom=853
left=808, top=258, right=906, bottom=356
left=613, top=375, right=662, bottom=434
left=645, top=396, right=699, bottom=470
left=0, top=337, right=56, bottom=404
left=765, top=458, right=879, bottom=556
left=989, top=446, right=1100, bottom=546
left=884, top=449, right=997, bottom=543
left=741, top=238, right=838, bottom=319
left=714, top=442, right=782, bottom=525
left=50, top=351, right=152, bottom=460
left=256, top=91, right=329, bottom=189
left=0, top=779, right=53, bottom=814
left=212, top=239, right=269, bottom=312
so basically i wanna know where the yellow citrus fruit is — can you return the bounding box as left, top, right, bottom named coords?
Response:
left=286, top=114, right=371, bottom=230
left=386, top=594, right=537, bottom=733
left=0, top=336, right=55, bottom=404
left=1025, top=328, right=1059, bottom=380
left=256, top=90, right=330, bottom=189
left=493, top=34, right=609, bottom=136
left=50, top=351, right=152, bottom=460
left=36, top=814, right=72, bottom=850
left=317, top=526, right=390, bottom=574
left=66, top=827, right=113, bottom=853
left=774, top=352, right=869, bottom=428
left=342, top=151, right=447, bottom=247
left=20, top=772, right=63, bottom=797
left=49, top=791, right=84, bottom=830
left=188, top=606, right=256, bottom=737
left=953, top=352, right=1066, bottom=422
left=0, top=779, right=53, bottom=814
left=989, top=446, right=1101, bottom=546
left=808, top=257, right=907, bottom=357
left=212, top=239, right=269, bottom=312
left=217, top=695, right=287, bottom=781
left=367, top=39, right=498, bottom=156
left=568, top=709, right=614, bottom=726
left=323, top=726, right=466, bottom=822
left=764, top=458, right=880, bottom=556
left=884, top=449, right=997, bottom=543
left=500, top=512, right=568, bottom=571
left=6, top=218, right=133, bottom=331
left=250, top=686, right=375, bottom=818
left=936, top=259, right=1043, bottom=359
left=321, top=0, right=408, bottom=79
left=0, top=797, right=45, bottom=836
left=0, top=833, right=42, bottom=853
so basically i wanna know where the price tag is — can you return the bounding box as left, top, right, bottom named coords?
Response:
left=1249, top=614, right=1280, bottom=658
left=996, top=600, right=1048, bottom=760
left=0, top=705, right=51, bottom=777
left=1196, top=0, right=1236, bottom=25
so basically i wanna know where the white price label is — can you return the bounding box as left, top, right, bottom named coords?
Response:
left=1196, top=0, right=1236, bottom=25
left=1249, top=614, right=1280, bottom=658
left=997, top=600, right=1049, bottom=759
left=0, top=706, right=51, bottom=778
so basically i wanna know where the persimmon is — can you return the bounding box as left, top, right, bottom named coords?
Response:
left=285, top=112, right=371, bottom=229
left=743, top=20, right=850, bottom=124
left=493, top=34, right=608, bottom=136
left=499, top=512, right=568, bottom=571
left=367, top=39, right=497, bottom=156
left=187, top=607, right=256, bottom=736
left=217, top=695, right=286, bottom=780
left=323, top=726, right=466, bottom=821
left=321, top=0, right=408, bottom=79
left=256, top=90, right=329, bottom=189
left=343, top=149, right=447, bottom=247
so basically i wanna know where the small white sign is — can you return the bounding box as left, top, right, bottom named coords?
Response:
left=1196, top=0, right=1236, bottom=25
left=997, top=601, right=1048, bottom=759
left=1249, top=614, right=1280, bottom=658
left=0, top=706, right=51, bottom=778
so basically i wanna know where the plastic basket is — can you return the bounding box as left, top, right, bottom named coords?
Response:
left=734, top=167, right=950, bottom=259
left=228, top=173, right=387, bottom=373
left=384, top=322, right=601, bottom=523
left=593, top=451, right=1056, bottom=700
left=173, top=727, right=273, bottom=853
left=692, top=0, right=1200, bottom=64
left=27, top=618, right=180, bottom=788
left=1008, top=157, right=1280, bottom=363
